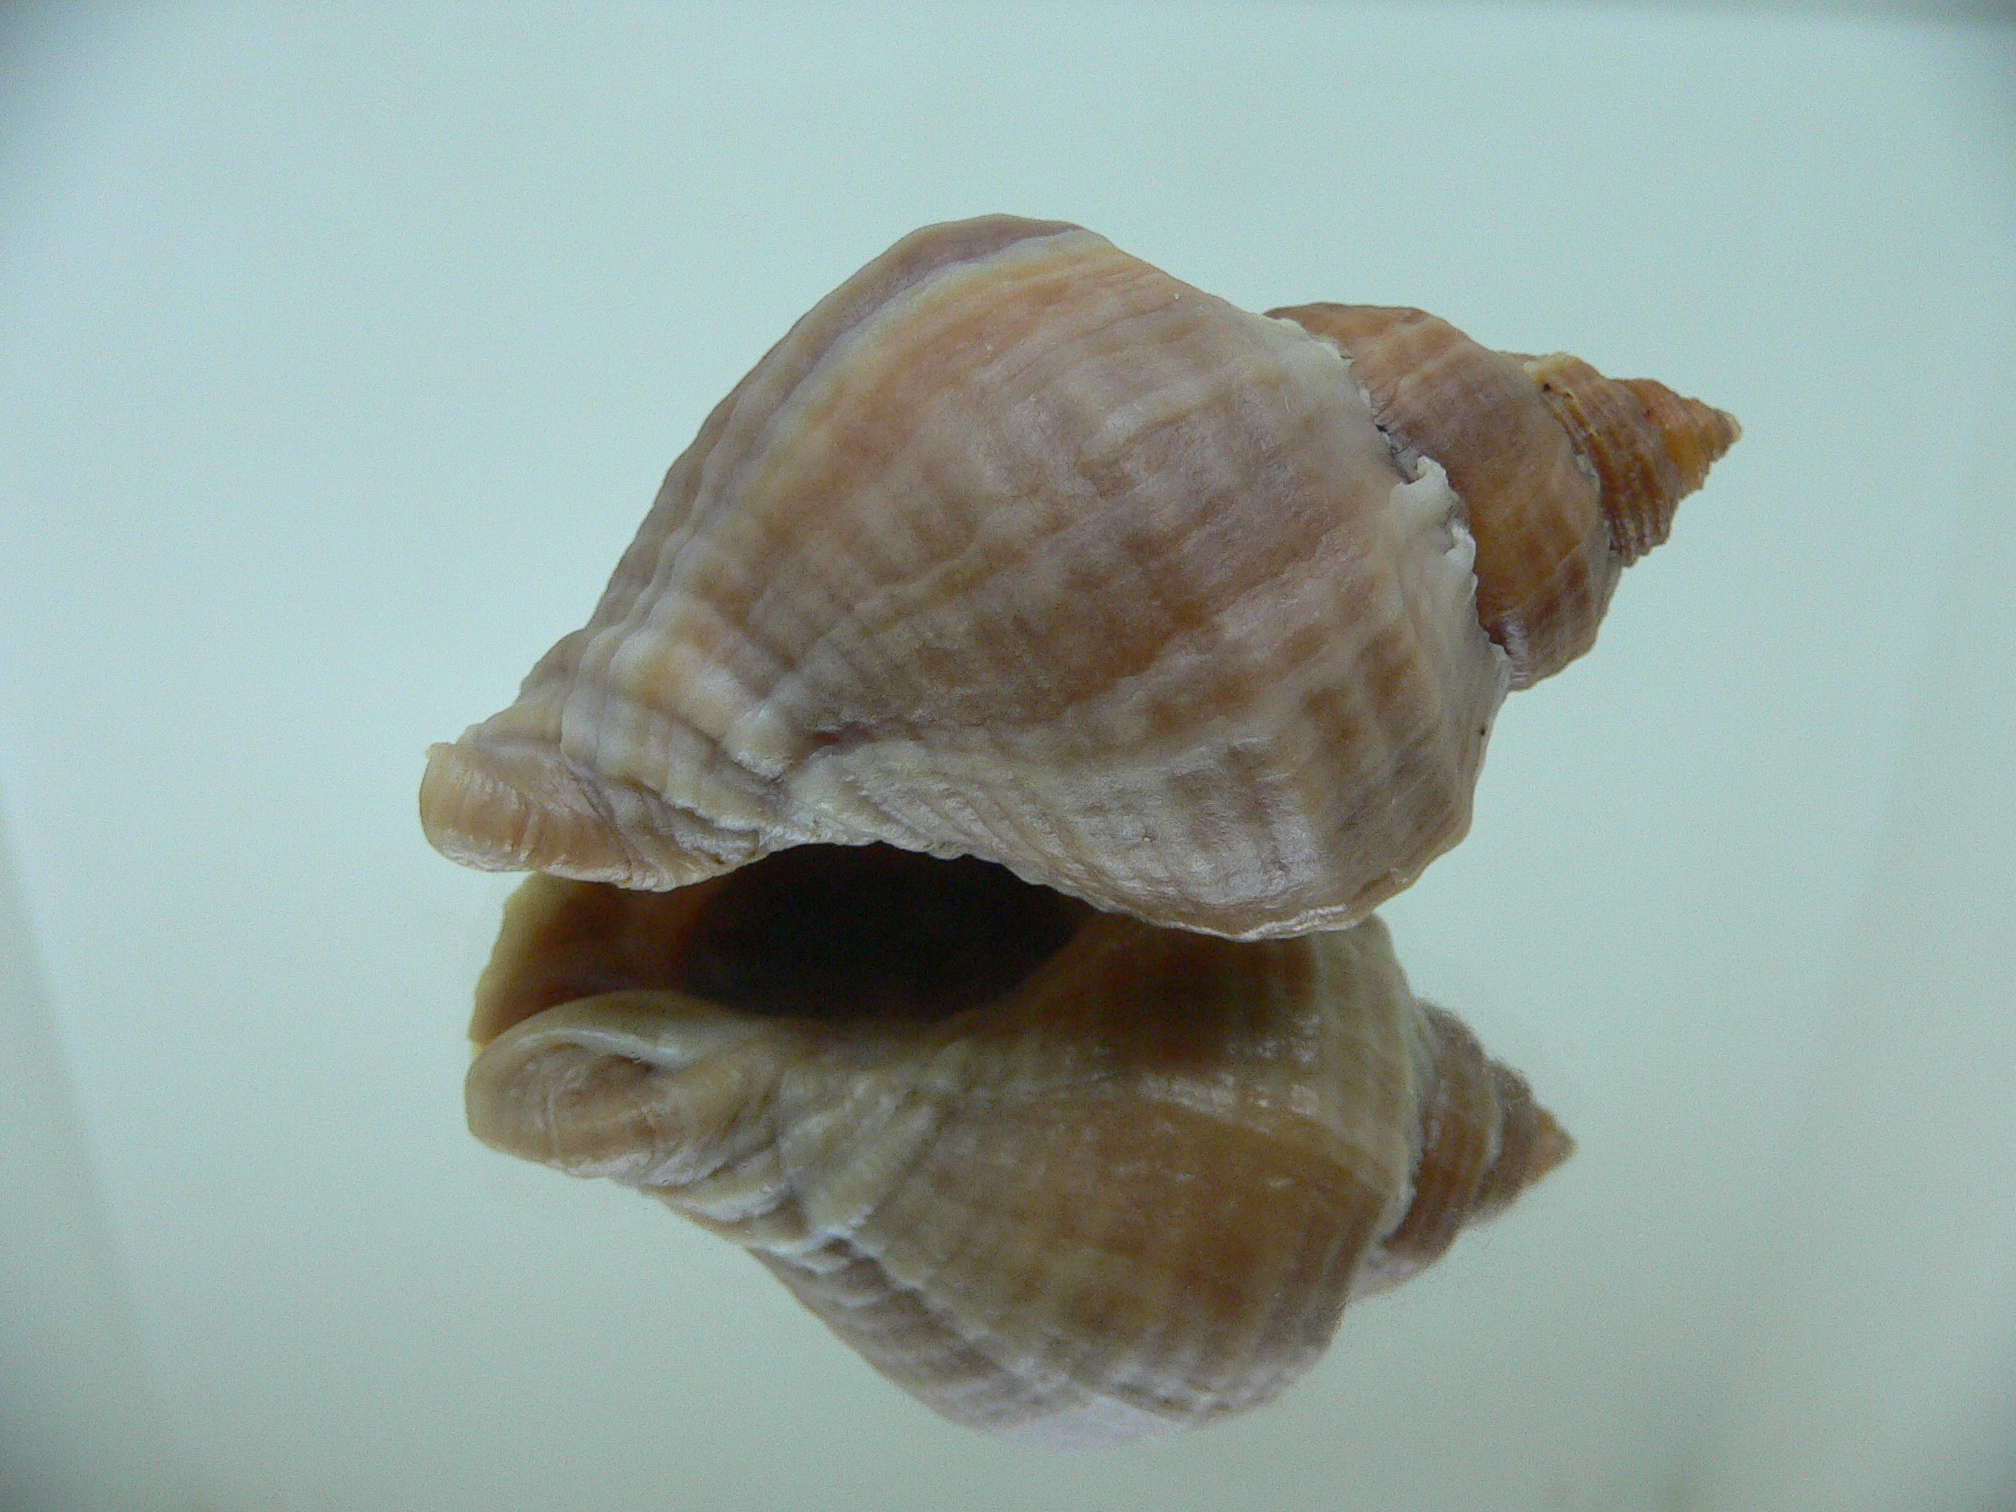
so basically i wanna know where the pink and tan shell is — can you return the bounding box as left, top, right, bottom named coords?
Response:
left=464, top=845, right=1572, bottom=1447
left=426, top=215, right=1738, bottom=1443
left=419, top=215, right=1738, bottom=941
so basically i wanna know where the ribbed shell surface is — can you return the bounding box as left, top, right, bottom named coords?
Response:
left=424, top=216, right=1510, bottom=938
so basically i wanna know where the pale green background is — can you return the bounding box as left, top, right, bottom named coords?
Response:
left=3, top=3, right=2013, bottom=1510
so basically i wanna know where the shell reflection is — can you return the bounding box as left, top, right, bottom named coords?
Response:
left=466, top=845, right=1570, bottom=1446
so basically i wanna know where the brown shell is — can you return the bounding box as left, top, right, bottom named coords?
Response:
left=464, top=845, right=1572, bottom=1446
left=1270, top=305, right=1740, bottom=687
left=420, top=215, right=1738, bottom=937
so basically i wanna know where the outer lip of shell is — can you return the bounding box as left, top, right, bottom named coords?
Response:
left=420, top=737, right=764, bottom=892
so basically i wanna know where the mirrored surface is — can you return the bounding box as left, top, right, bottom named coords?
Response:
left=3, top=4, right=2013, bottom=1509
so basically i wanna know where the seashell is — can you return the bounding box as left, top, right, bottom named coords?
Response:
left=465, top=843, right=1572, bottom=1447
left=419, top=215, right=1738, bottom=939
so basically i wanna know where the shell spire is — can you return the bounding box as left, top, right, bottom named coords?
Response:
left=1268, top=304, right=1739, bottom=687
left=1523, top=353, right=1742, bottom=565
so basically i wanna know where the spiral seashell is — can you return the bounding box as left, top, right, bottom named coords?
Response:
left=419, top=215, right=1738, bottom=938
left=465, top=844, right=1572, bottom=1446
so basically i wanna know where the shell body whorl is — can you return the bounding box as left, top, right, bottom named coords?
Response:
left=464, top=846, right=1572, bottom=1446
left=421, top=214, right=1738, bottom=937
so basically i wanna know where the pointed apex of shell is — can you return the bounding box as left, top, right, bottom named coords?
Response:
left=1475, top=1068, right=1576, bottom=1223
left=1523, top=354, right=1740, bottom=566
left=1632, top=383, right=1742, bottom=490
left=1521, top=1102, right=1577, bottom=1188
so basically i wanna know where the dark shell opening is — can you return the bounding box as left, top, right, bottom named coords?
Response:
left=682, top=845, right=1093, bottom=1020
left=471, top=844, right=1096, bottom=1046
